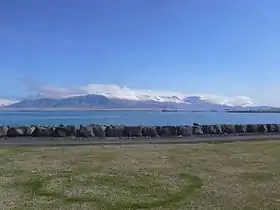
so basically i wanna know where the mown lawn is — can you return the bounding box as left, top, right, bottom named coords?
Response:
left=1, top=141, right=280, bottom=209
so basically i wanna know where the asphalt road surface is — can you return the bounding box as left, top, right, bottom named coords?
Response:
left=1, top=134, right=280, bottom=146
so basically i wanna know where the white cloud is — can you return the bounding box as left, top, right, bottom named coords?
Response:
left=37, top=85, right=86, bottom=98
left=198, top=95, right=253, bottom=107
left=28, top=83, right=254, bottom=106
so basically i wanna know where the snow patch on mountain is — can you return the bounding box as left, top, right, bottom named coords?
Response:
left=0, top=98, right=20, bottom=106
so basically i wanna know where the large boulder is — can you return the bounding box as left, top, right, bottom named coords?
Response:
left=266, top=124, right=279, bottom=132
left=257, top=124, right=268, bottom=133
left=142, top=126, right=157, bottom=137
left=156, top=126, right=177, bottom=136
left=123, top=126, right=142, bottom=137
left=213, top=125, right=222, bottom=134
left=32, top=126, right=54, bottom=137
left=0, top=126, right=8, bottom=137
left=26, top=126, right=36, bottom=136
left=177, top=126, right=192, bottom=136
left=76, top=125, right=95, bottom=137
left=201, top=125, right=210, bottom=134
left=156, top=126, right=162, bottom=135
left=246, top=124, right=258, bottom=133
left=7, top=126, right=35, bottom=137
left=202, top=125, right=222, bottom=135
left=234, top=124, right=246, bottom=133
left=105, top=125, right=124, bottom=137
left=52, top=125, right=77, bottom=137
left=91, top=125, right=106, bottom=138
left=277, top=124, right=280, bottom=132
left=192, top=125, right=203, bottom=135
left=221, top=124, right=235, bottom=134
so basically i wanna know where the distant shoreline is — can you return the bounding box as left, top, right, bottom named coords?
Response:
left=0, top=108, right=164, bottom=111
left=1, top=108, right=280, bottom=113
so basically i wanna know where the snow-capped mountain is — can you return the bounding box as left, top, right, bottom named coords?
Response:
left=6, top=94, right=257, bottom=110
left=3, top=83, right=263, bottom=109
left=28, top=84, right=253, bottom=107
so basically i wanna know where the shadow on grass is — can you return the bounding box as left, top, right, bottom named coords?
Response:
left=16, top=170, right=203, bottom=209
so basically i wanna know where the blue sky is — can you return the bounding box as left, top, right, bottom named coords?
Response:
left=1, top=0, right=280, bottom=105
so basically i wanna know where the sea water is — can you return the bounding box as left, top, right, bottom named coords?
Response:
left=0, top=110, right=280, bottom=126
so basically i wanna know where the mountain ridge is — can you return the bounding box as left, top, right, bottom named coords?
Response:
left=6, top=94, right=275, bottom=110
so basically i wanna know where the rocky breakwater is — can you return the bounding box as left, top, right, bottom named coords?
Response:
left=0, top=124, right=280, bottom=138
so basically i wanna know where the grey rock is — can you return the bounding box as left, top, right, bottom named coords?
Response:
left=7, top=127, right=24, bottom=137
left=277, top=124, right=280, bottom=132
left=221, top=124, right=235, bottom=134
left=91, top=125, right=106, bottom=138
left=7, top=126, right=34, bottom=137
left=156, top=126, right=162, bottom=135
left=177, top=126, right=192, bottom=136
left=246, top=124, right=258, bottom=133
left=213, top=125, right=222, bottom=134
left=26, top=126, right=36, bottom=136
left=156, top=126, right=177, bottom=136
left=202, top=125, right=222, bottom=135
left=0, top=126, right=8, bottom=137
left=192, top=125, right=203, bottom=135
left=33, top=126, right=54, bottom=137
left=201, top=125, right=210, bottom=134
left=266, top=124, right=279, bottom=132
left=52, top=125, right=77, bottom=137
left=234, top=124, right=246, bottom=133
left=105, top=125, right=124, bottom=137
left=76, top=125, right=95, bottom=137
left=142, top=126, right=157, bottom=137
left=123, top=126, right=143, bottom=137
left=257, top=124, right=268, bottom=133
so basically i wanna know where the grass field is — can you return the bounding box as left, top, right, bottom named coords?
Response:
left=1, top=141, right=280, bottom=209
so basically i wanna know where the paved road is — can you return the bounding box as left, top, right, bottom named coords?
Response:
left=1, top=134, right=280, bottom=146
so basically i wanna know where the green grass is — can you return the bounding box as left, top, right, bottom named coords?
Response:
left=1, top=141, right=280, bottom=209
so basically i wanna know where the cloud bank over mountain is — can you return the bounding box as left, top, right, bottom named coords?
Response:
left=27, top=83, right=254, bottom=107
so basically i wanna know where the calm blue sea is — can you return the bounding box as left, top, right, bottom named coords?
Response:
left=0, top=110, right=280, bottom=126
